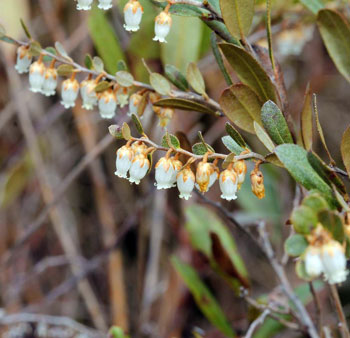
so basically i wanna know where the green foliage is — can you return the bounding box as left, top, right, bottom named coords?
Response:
left=284, top=234, right=308, bottom=257
left=261, top=101, right=293, bottom=145
left=161, top=134, right=181, bottom=148
left=186, top=62, right=206, bottom=96
left=192, top=142, right=215, bottom=155
left=121, top=122, right=131, bottom=140
left=299, top=0, right=324, bottom=14
left=300, top=84, right=313, bottom=151
left=225, top=122, right=246, bottom=148
left=221, top=135, right=245, bottom=155
left=115, top=71, right=134, bottom=87
left=149, top=73, right=172, bottom=95
left=172, top=257, right=236, bottom=337
left=219, top=43, right=277, bottom=103
left=164, top=64, right=189, bottom=91
left=254, top=121, right=275, bottom=152
left=219, top=84, right=263, bottom=134
left=109, top=326, right=130, bottom=338
left=317, top=9, right=350, bottom=83
left=131, top=114, right=144, bottom=135
left=318, top=210, right=344, bottom=243
left=219, top=0, right=254, bottom=39
left=341, top=126, right=350, bottom=178
left=88, top=7, right=125, bottom=73
left=154, top=98, right=216, bottom=115
left=291, top=205, right=318, bottom=234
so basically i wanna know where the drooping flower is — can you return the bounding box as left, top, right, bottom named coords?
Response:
left=115, top=145, right=134, bottom=178
left=80, top=78, right=98, bottom=110
left=98, top=0, right=113, bottom=10
left=158, top=107, right=174, bottom=128
left=123, top=0, right=143, bottom=32
left=131, top=141, right=148, bottom=156
left=15, top=46, right=32, bottom=74
left=321, top=240, right=348, bottom=284
left=61, top=75, right=79, bottom=109
left=42, top=63, right=57, bottom=97
left=98, top=89, right=117, bottom=119
left=219, top=167, right=238, bottom=201
left=129, top=154, right=150, bottom=184
left=153, top=11, right=172, bottom=43
left=76, top=0, right=93, bottom=10
left=128, top=92, right=142, bottom=116
left=177, top=167, right=195, bottom=200
left=29, top=58, right=46, bottom=93
left=155, top=157, right=176, bottom=189
left=233, top=160, right=247, bottom=189
left=304, top=246, right=323, bottom=278
left=250, top=169, right=265, bottom=199
left=196, top=161, right=213, bottom=193
left=116, top=86, right=129, bottom=108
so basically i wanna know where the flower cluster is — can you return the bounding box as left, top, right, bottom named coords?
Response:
left=304, top=225, right=348, bottom=284
left=76, top=0, right=172, bottom=43
left=115, top=140, right=265, bottom=201
left=14, top=47, right=174, bottom=125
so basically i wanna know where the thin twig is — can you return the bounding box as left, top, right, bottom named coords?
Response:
left=309, top=281, right=322, bottom=335
left=245, top=309, right=271, bottom=338
left=329, top=284, right=350, bottom=338
left=258, top=221, right=320, bottom=338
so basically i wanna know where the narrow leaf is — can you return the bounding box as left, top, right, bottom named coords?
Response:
left=317, top=9, right=350, bottom=83
left=131, top=114, right=144, bottom=135
left=261, top=101, right=293, bottom=145
left=222, top=136, right=245, bottom=155
left=341, top=126, right=350, bottom=178
left=254, top=122, right=274, bottom=152
left=20, top=18, right=31, bottom=39
left=300, top=84, right=313, bottom=150
left=172, top=257, right=236, bottom=337
left=84, top=54, right=93, bottom=70
left=154, top=98, right=216, bottom=115
left=219, top=0, right=254, bottom=39
left=225, top=122, right=246, bottom=148
left=299, top=0, right=324, bottom=14
left=219, top=43, right=277, bottom=103
left=186, top=62, right=206, bottom=96
left=164, top=64, right=189, bottom=91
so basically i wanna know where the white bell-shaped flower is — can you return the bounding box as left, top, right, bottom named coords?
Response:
left=219, top=168, right=238, bottom=201
left=304, top=246, right=323, bottom=278
left=177, top=167, right=195, bottom=200
left=15, top=46, right=32, bottom=74
left=98, top=89, right=117, bottom=119
left=131, top=141, right=148, bottom=156
left=321, top=240, right=348, bottom=284
left=124, top=0, right=143, bottom=32
left=116, top=86, right=129, bottom=108
left=196, top=161, right=214, bottom=193
left=129, top=154, right=150, bottom=184
left=29, top=60, right=46, bottom=93
left=98, top=0, right=113, bottom=10
left=153, top=11, right=172, bottom=43
left=155, top=157, right=175, bottom=189
left=76, top=0, right=93, bottom=10
left=81, top=79, right=98, bottom=110
left=115, top=145, right=134, bottom=178
left=233, top=160, right=247, bottom=188
left=128, top=92, right=142, bottom=116
left=61, top=76, right=79, bottom=109
left=42, top=67, right=57, bottom=97
left=170, top=157, right=182, bottom=185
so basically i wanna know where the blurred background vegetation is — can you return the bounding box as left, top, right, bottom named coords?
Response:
left=0, top=0, right=350, bottom=337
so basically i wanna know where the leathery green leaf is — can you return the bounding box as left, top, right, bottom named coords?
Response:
left=284, top=234, right=308, bottom=257
left=318, top=210, right=344, bottom=243
left=275, top=144, right=334, bottom=204
left=299, top=0, right=324, bottom=14
left=172, top=257, right=236, bottom=337
left=317, top=9, right=350, bottom=83
left=254, top=122, right=275, bottom=152
left=261, top=101, right=293, bottom=145
left=300, top=84, right=313, bottom=151
left=291, top=205, right=318, bottom=234
left=219, top=0, right=254, bottom=39
left=88, top=7, right=125, bottom=73
left=219, top=84, right=263, bottom=134
left=153, top=98, right=216, bottom=115
left=219, top=43, right=277, bottom=103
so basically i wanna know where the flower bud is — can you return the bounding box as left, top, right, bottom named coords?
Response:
left=195, top=162, right=218, bottom=192
left=233, top=160, right=247, bottom=189
left=158, top=108, right=174, bottom=128
left=219, top=168, right=238, bottom=201
left=155, top=157, right=176, bottom=189
left=29, top=60, right=46, bottom=93
left=15, top=46, right=32, bottom=74
left=61, top=77, right=79, bottom=109
left=76, top=0, right=93, bottom=10
left=250, top=169, right=265, bottom=199
left=321, top=240, right=348, bottom=284
left=304, top=246, right=323, bottom=278
left=115, top=145, right=134, bottom=178
left=81, top=79, right=98, bottom=110
left=196, top=161, right=213, bottom=193
left=98, top=89, right=117, bottom=119
left=153, top=11, right=172, bottom=43
left=128, top=92, right=142, bottom=116
left=129, top=154, right=150, bottom=184
left=131, top=141, right=148, bottom=156
left=124, top=0, right=143, bottom=32
left=177, top=167, right=195, bottom=200
left=98, top=0, right=113, bottom=10
left=42, top=67, right=58, bottom=97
